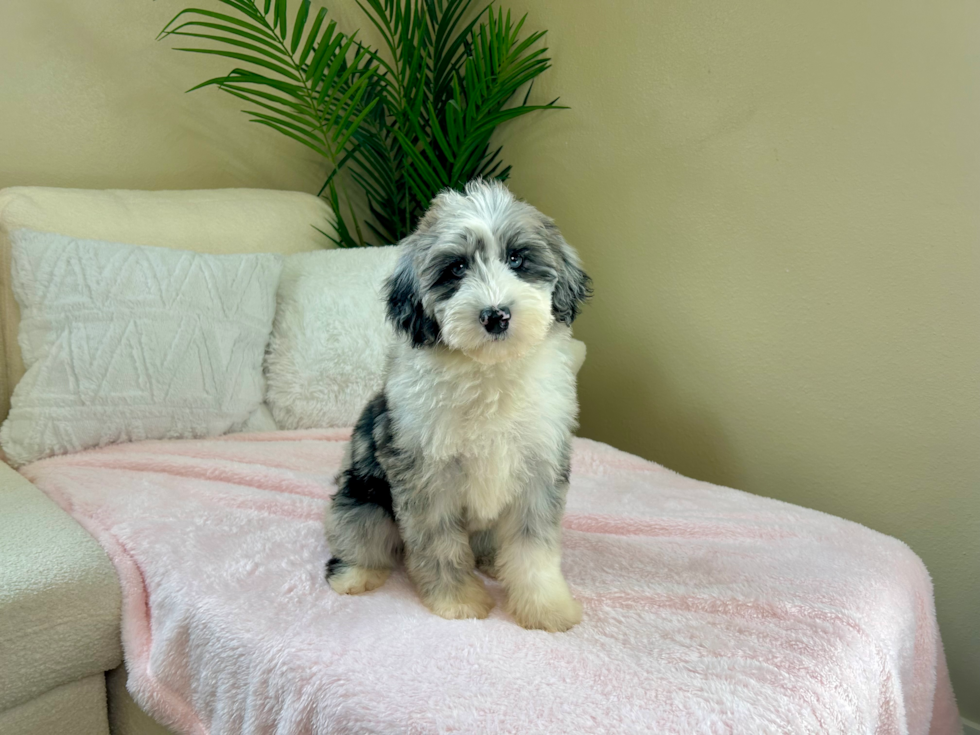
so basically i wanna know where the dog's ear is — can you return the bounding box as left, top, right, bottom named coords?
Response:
left=383, top=189, right=462, bottom=346
left=543, top=220, right=592, bottom=325
left=385, top=245, right=441, bottom=348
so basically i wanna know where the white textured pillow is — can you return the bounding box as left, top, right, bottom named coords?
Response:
left=0, top=230, right=283, bottom=466
left=265, top=246, right=399, bottom=429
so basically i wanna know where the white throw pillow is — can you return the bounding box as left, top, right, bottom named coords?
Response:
left=0, top=230, right=283, bottom=466
left=264, top=246, right=399, bottom=429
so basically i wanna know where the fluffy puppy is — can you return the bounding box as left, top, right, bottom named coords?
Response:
left=325, top=180, right=591, bottom=632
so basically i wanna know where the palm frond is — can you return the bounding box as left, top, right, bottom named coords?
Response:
left=163, top=0, right=565, bottom=245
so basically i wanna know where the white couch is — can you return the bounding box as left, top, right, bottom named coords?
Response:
left=0, top=186, right=334, bottom=735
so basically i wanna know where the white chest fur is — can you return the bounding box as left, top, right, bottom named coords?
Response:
left=386, top=328, right=579, bottom=525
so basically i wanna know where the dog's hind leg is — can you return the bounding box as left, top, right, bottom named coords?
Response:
left=325, top=394, right=403, bottom=595
left=326, top=501, right=400, bottom=594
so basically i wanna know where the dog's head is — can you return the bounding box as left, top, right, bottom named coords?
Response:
left=385, top=180, right=591, bottom=364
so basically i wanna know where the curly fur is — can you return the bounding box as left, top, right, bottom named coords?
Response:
left=325, top=180, right=591, bottom=631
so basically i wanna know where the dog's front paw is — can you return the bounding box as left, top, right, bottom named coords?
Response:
left=425, top=575, right=495, bottom=620
left=327, top=564, right=390, bottom=595
left=509, top=588, right=583, bottom=632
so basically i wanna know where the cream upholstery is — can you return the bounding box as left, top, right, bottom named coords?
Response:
left=0, top=187, right=333, bottom=735
left=0, top=674, right=110, bottom=735
left=0, top=187, right=333, bottom=422
left=0, top=460, right=122, bottom=712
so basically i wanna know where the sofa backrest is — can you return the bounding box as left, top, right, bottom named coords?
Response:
left=0, top=187, right=334, bottom=423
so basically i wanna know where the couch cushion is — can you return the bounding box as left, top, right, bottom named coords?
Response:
left=0, top=187, right=334, bottom=423
left=0, top=673, right=110, bottom=735
left=0, top=461, right=122, bottom=711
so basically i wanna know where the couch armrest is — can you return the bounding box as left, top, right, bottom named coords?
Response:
left=0, top=462, right=122, bottom=711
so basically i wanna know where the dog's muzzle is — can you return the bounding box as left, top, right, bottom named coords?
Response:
left=479, top=306, right=511, bottom=335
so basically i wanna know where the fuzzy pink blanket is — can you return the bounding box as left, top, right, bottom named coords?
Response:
left=22, top=430, right=959, bottom=735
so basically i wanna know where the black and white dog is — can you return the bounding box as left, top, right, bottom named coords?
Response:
left=325, top=180, right=591, bottom=632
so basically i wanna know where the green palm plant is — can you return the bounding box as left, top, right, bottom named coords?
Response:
left=159, top=0, right=564, bottom=246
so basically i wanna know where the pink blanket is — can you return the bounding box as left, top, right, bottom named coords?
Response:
left=22, top=430, right=959, bottom=735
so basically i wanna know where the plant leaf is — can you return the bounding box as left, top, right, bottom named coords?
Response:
left=172, top=47, right=301, bottom=81
left=250, top=118, right=330, bottom=158
left=289, top=0, right=309, bottom=53
left=297, top=7, right=327, bottom=65
left=159, top=8, right=277, bottom=41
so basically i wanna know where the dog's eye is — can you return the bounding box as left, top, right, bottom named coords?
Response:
left=507, top=251, right=524, bottom=269
left=450, top=261, right=467, bottom=278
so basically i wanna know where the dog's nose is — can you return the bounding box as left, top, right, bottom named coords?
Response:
left=479, top=306, right=511, bottom=334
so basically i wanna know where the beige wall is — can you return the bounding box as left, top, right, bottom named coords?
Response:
left=497, top=0, right=980, bottom=721
left=0, top=1, right=332, bottom=193
left=1, top=0, right=977, bottom=722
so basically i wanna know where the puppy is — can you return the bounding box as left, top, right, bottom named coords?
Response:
left=324, top=180, right=591, bottom=632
